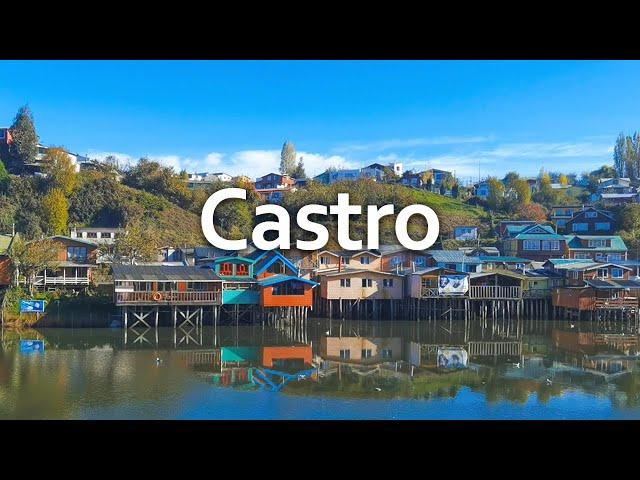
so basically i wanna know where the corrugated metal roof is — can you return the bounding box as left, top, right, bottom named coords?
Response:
left=427, top=250, right=482, bottom=264
left=111, top=265, right=221, bottom=282
left=480, top=256, right=531, bottom=263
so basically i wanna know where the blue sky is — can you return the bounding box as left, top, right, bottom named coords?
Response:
left=1, top=60, right=639, bottom=183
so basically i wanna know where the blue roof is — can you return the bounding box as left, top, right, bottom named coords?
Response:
left=258, top=275, right=318, bottom=287
left=253, top=251, right=299, bottom=277
left=479, top=256, right=531, bottom=263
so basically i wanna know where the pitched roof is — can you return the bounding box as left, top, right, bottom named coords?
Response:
left=565, top=235, right=627, bottom=251
left=257, top=274, right=318, bottom=287
left=317, top=268, right=403, bottom=278
left=512, top=224, right=564, bottom=241
left=585, top=279, right=640, bottom=290
left=426, top=250, right=482, bottom=264
left=111, top=265, right=221, bottom=282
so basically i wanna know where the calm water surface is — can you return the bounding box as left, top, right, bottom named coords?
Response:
left=2, top=317, right=640, bottom=419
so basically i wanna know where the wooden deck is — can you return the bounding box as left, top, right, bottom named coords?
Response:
left=420, top=285, right=524, bottom=299
left=115, top=290, right=221, bottom=306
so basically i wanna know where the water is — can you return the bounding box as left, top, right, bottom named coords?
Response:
left=2, top=317, right=640, bottom=419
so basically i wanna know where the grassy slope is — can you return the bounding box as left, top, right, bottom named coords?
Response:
left=119, top=185, right=207, bottom=246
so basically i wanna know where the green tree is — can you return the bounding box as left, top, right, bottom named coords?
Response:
left=42, top=147, right=77, bottom=196
left=291, top=156, right=307, bottom=179
left=42, top=188, right=69, bottom=235
left=8, top=105, right=39, bottom=172
left=0, top=158, right=9, bottom=193
left=0, top=196, right=17, bottom=233
left=279, top=140, right=297, bottom=176
left=9, top=235, right=60, bottom=294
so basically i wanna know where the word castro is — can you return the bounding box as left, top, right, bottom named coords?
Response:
left=201, top=188, right=440, bottom=252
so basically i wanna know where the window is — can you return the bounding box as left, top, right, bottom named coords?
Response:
left=340, top=278, right=351, bottom=288
left=465, top=264, right=476, bottom=272
left=339, top=349, right=350, bottom=360
left=608, top=253, right=622, bottom=261
left=557, top=219, right=566, bottom=227
left=362, top=278, right=372, bottom=288
left=340, top=256, right=350, bottom=265
left=596, top=253, right=606, bottom=262
left=572, top=223, right=588, bottom=232
left=87, top=232, right=98, bottom=238
left=414, top=256, right=425, bottom=266
left=390, top=256, right=401, bottom=266
left=598, top=268, right=608, bottom=278
left=612, top=268, right=624, bottom=279
left=187, top=282, right=205, bottom=291
left=585, top=211, right=598, bottom=218
left=361, top=349, right=372, bottom=359
left=542, top=240, right=560, bottom=251
left=219, top=262, right=233, bottom=276
left=588, top=239, right=607, bottom=248
left=134, top=282, right=152, bottom=291
left=383, top=279, right=394, bottom=287
left=360, top=256, right=370, bottom=265
left=381, top=349, right=393, bottom=359
left=67, top=246, right=87, bottom=262
left=272, top=281, right=305, bottom=296
left=595, top=222, right=610, bottom=231
left=571, top=271, right=579, bottom=279
left=236, top=264, right=249, bottom=276
left=523, top=240, right=540, bottom=251
left=320, top=256, right=330, bottom=265
left=574, top=253, right=590, bottom=259
left=445, top=263, right=457, bottom=270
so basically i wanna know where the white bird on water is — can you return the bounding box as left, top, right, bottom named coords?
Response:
left=546, top=378, right=552, bottom=385
left=375, top=387, right=382, bottom=392
left=512, top=362, right=521, bottom=368
left=570, top=323, right=575, bottom=329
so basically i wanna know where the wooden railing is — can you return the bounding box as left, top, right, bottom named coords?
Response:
left=116, top=291, right=221, bottom=305
left=34, top=276, right=90, bottom=286
left=594, top=297, right=638, bottom=310
left=469, top=286, right=521, bottom=299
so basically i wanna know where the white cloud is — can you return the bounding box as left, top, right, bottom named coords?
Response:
left=88, top=149, right=354, bottom=179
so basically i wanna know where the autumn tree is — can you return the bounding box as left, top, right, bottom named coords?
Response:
left=8, top=105, right=39, bottom=172
left=42, top=188, right=69, bottom=235
left=279, top=140, right=297, bottom=176
left=113, top=220, right=159, bottom=264
left=515, top=202, right=547, bottom=223
left=513, top=178, right=532, bottom=206
left=42, top=147, right=77, bottom=195
left=486, top=177, right=505, bottom=211
left=9, top=235, right=60, bottom=294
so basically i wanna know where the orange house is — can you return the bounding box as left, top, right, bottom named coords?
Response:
left=261, top=345, right=313, bottom=368
left=258, top=275, right=318, bottom=307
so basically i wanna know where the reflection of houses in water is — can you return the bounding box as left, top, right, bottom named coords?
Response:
left=320, top=336, right=403, bottom=364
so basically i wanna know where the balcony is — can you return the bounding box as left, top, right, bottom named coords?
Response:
left=594, top=297, right=638, bottom=310
left=469, top=286, right=521, bottom=299
left=115, top=290, right=221, bottom=305
left=34, top=276, right=90, bottom=286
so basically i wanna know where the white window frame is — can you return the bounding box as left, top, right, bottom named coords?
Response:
left=597, top=268, right=608, bottom=278
left=612, top=268, right=624, bottom=279
left=572, top=223, right=588, bottom=232
left=523, top=240, right=540, bottom=251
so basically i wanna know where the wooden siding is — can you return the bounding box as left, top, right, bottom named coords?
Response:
left=320, top=271, right=404, bottom=300
left=0, top=256, right=12, bottom=286
left=260, top=284, right=314, bottom=307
